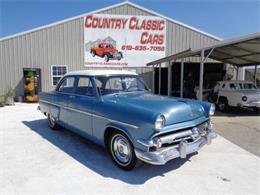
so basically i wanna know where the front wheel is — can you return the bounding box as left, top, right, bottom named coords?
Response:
left=218, top=98, right=229, bottom=112
left=109, top=131, right=137, bottom=170
left=48, top=114, right=59, bottom=130
left=104, top=54, right=109, bottom=62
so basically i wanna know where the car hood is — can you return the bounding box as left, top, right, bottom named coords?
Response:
left=105, top=92, right=207, bottom=125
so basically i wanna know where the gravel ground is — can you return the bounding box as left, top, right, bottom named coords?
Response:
left=212, top=109, right=260, bottom=157
left=0, top=103, right=259, bottom=195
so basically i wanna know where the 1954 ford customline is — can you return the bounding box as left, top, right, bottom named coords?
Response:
left=38, top=70, right=217, bottom=170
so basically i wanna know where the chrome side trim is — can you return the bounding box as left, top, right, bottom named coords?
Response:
left=93, top=113, right=138, bottom=129
left=39, top=100, right=61, bottom=107
left=108, top=118, right=139, bottom=129
left=64, top=106, right=92, bottom=116
left=39, top=99, right=138, bottom=129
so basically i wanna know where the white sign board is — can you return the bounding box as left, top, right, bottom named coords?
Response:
left=84, top=14, right=166, bottom=67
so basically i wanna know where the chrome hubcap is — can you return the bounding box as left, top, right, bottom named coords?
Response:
left=219, top=103, right=225, bottom=110
left=49, top=115, right=55, bottom=127
left=113, top=136, right=131, bottom=164
left=104, top=55, right=108, bottom=61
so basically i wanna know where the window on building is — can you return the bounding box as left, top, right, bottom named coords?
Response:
left=51, top=65, right=68, bottom=86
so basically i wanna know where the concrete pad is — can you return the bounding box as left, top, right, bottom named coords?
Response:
left=0, top=103, right=259, bottom=194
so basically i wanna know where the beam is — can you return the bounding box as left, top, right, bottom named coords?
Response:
left=221, top=53, right=260, bottom=61
left=199, top=50, right=205, bottom=101
left=213, top=49, right=258, bottom=64
left=167, top=61, right=172, bottom=96
left=180, top=59, right=184, bottom=98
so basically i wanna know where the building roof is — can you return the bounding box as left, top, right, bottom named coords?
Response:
left=65, top=69, right=138, bottom=76
left=147, top=32, right=260, bottom=66
left=0, top=1, right=222, bottom=42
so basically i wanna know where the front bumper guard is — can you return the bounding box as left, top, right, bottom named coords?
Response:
left=135, top=131, right=217, bottom=165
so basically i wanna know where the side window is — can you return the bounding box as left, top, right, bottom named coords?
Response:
left=58, top=77, right=75, bottom=93
left=105, top=77, right=123, bottom=90
left=75, top=77, right=94, bottom=96
left=230, top=83, right=236, bottom=90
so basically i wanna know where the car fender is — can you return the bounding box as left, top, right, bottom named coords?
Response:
left=103, top=123, right=135, bottom=148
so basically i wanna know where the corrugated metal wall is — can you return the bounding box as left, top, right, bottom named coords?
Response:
left=0, top=3, right=219, bottom=96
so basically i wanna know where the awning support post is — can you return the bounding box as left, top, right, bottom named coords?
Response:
left=199, top=50, right=205, bottom=101
left=236, top=66, right=239, bottom=80
left=167, top=61, right=172, bottom=96
left=159, top=64, right=161, bottom=95
left=254, top=65, right=258, bottom=86
left=180, top=59, right=184, bottom=98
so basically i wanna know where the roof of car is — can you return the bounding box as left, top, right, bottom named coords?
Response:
left=65, top=69, right=138, bottom=76
left=218, top=80, right=254, bottom=84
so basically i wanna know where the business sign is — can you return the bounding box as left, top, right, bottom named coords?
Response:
left=84, top=14, right=166, bottom=67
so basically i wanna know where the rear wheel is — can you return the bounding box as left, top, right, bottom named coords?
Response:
left=109, top=131, right=137, bottom=170
left=218, top=97, right=229, bottom=112
left=48, top=114, right=59, bottom=130
left=91, top=51, right=95, bottom=57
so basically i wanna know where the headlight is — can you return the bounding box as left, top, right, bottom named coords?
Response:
left=152, top=137, right=162, bottom=148
left=209, top=104, right=215, bottom=116
left=155, top=115, right=165, bottom=129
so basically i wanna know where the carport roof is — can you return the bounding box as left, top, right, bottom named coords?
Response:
left=147, top=32, right=260, bottom=67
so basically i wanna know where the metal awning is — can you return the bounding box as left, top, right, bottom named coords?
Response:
left=147, top=32, right=260, bottom=101
left=147, top=32, right=260, bottom=66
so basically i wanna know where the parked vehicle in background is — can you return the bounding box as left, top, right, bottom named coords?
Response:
left=216, top=80, right=260, bottom=112
left=90, top=43, right=123, bottom=62
left=38, top=70, right=216, bottom=170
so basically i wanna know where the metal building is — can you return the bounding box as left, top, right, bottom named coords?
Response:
left=0, top=1, right=221, bottom=97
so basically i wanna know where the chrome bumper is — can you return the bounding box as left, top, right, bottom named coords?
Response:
left=135, top=130, right=217, bottom=165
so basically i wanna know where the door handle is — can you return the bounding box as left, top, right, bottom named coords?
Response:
left=69, top=95, right=76, bottom=98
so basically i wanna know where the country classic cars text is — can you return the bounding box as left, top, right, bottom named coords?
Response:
left=84, top=15, right=165, bottom=45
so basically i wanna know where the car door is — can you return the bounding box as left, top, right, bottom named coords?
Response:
left=54, top=76, right=76, bottom=126
left=66, top=76, right=96, bottom=137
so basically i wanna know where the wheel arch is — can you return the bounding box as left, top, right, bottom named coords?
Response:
left=104, top=125, right=134, bottom=148
left=217, top=95, right=228, bottom=104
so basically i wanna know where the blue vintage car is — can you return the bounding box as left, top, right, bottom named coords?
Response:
left=38, top=70, right=217, bottom=170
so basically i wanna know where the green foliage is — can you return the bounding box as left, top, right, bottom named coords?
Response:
left=0, top=95, right=5, bottom=107
left=4, top=86, right=16, bottom=98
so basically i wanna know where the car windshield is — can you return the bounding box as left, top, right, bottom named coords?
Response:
left=229, top=83, right=257, bottom=90
left=95, top=75, right=149, bottom=95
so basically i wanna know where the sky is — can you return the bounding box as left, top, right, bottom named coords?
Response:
left=0, top=0, right=259, bottom=40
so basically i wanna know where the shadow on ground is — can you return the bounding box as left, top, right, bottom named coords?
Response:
left=214, top=108, right=259, bottom=117
left=22, top=119, right=196, bottom=185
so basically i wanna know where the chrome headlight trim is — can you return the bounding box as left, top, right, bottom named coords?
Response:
left=155, top=115, right=166, bottom=130
left=209, top=103, right=215, bottom=116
